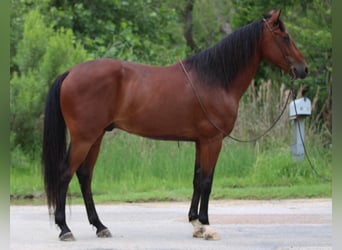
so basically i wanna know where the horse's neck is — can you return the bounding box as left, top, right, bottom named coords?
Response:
left=227, top=53, right=261, bottom=102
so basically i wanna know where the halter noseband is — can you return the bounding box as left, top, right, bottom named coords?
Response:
left=262, top=18, right=296, bottom=79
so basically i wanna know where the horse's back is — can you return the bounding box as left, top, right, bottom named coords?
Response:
left=59, top=58, right=190, bottom=138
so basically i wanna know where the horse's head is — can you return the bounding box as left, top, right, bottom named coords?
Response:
left=261, top=9, right=308, bottom=79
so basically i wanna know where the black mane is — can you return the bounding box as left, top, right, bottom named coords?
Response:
left=185, top=19, right=264, bottom=88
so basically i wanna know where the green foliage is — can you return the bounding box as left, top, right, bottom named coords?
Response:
left=10, top=71, right=42, bottom=155
left=14, top=9, right=52, bottom=73
left=39, top=27, right=89, bottom=84
left=103, top=13, right=187, bottom=65
left=10, top=9, right=89, bottom=155
left=37, top=0, right=187, bottom=64
left=191, top=0, right=234, bottom=49
left=104, top=1, right=187, bottom=65
left=286, top=1, right=332, bottom=125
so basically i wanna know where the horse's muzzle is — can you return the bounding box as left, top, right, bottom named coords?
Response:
left=291, top=63, right=308, bottom=79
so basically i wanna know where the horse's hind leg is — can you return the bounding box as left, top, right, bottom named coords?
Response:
left=54, top=155, right=74, bottom=241
left=76, top=133, right=112, bottom=238
left=55, top=140, right=93, bottom=241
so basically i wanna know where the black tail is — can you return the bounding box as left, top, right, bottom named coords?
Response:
left=42, top=71, right=69, bottom=213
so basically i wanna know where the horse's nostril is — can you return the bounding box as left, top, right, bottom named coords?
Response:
left=305, top=67, right=308, bottom=74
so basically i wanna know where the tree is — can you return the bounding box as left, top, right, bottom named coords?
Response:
left=37, top=0, right=187, bottom=64
left=184, top=0, right=198, bottom=52
left=10, top=9, right=89, bottom=155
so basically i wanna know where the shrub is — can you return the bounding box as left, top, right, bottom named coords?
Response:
left=10, top=9, right=89, bottom=157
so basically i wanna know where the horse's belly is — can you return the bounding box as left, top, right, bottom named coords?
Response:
left=115, top=107, right=196, bottom=140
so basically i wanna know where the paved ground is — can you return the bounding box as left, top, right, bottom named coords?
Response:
left=10, top=199, right=332, bottom=250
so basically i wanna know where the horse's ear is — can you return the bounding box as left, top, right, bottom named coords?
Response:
left=267, top=9, right=281, bottom=25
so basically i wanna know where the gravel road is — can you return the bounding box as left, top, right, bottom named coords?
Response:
left=10, top=199, right=332, bottom=250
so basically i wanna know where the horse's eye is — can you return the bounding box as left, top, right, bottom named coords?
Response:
left=283, top=34, right=290, bottom=43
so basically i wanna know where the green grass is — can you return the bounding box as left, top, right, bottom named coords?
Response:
left=10, top=130, right=331, bottom=204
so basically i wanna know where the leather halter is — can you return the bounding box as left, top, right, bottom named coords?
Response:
left=262, top=18, right=296, bottom=79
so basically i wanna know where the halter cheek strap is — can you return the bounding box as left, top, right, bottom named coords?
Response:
left=263, top=18, right=276, bottom=32
left=262, top=18, right=296, bottom=79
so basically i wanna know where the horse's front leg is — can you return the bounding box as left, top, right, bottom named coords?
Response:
left=188, top=142, right=201, bottom=222
left=189, top=139, right=222, bottom=240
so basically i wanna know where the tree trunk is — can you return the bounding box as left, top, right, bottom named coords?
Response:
left=184, top=0, right=198, bottom=52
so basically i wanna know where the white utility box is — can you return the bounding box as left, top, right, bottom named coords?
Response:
left=289, top=97, right=311, bottom=119
left=289, top=97, right=311, bottom=161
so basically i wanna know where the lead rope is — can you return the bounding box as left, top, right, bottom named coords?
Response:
left=291, top=91, right=331, bottom=182
left=180, top=60, right=330, bottom=182
left=179, top=60, right=229, bottom=137
left=179, top=59, right=292, bottom=143
left=263, top=18, right=295, bottom=77
left=178, top=18, right=294, bottom=142
left=263, top=18, right=330, bottom=181
left=228, top=89, right=292, bottom=143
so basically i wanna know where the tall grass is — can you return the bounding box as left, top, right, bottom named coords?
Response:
left=86, top=133, right=257, bottom=193
left=10, top=80, right=332, bottom=202
left=232, top=80, right=292, bottom=147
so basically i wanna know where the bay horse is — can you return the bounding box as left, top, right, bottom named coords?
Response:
left=42, top=10, right=307, bottom=241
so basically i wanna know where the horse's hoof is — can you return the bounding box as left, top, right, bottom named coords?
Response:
left=203, top=226, right=220, bottom=241
left=59, top=232, right=76, bottom=241
left=190, top=220, right=220, bottom=240
left=191, top=219, right=204, bottom=238
left=193, top=230, right=204, bottom=238
left=97, top=228, right=112, bottom=238
left=192, top=225, right=205, bottom=238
